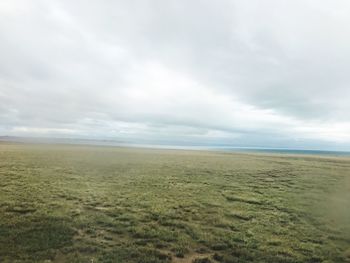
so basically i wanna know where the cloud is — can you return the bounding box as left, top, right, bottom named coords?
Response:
left=0, top=0, right=350, bottom=150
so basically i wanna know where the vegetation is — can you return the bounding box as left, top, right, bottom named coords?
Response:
left=0, top=142, right=349, bottom=262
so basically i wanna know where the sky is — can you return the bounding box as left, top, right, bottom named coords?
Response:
left=1, top=0, right=350, bottom=150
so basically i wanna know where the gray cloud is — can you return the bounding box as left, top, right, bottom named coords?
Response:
left=1, top=0, right=350, bottom=150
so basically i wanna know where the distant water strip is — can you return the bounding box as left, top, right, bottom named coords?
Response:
left=213, top=147, right=350, bottom=157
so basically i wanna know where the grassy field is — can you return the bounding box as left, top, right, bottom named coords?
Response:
left=0, top=142, right=349, bottom=263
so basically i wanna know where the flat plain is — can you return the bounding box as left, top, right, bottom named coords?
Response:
left=0, top=142, right=349, bottom=263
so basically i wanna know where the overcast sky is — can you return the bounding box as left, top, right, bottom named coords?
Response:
left=1, top=0, right=350, bottom=150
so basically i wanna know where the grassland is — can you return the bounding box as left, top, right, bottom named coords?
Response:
left=0, top=142, right=349, bottom=263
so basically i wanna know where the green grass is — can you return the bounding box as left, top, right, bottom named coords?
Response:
left=0, top=142, right=349, bottom=262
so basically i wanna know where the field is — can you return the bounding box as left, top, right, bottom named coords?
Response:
left=0, top=143, right=349, bottom=263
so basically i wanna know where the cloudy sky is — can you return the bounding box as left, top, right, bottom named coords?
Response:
left=1, top=0, right=350, bottom=150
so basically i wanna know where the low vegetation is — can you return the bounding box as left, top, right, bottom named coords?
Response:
left=0, top=142, right=349, bottom=262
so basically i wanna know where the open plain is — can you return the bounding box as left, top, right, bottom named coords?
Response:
left=0, top=142, right=349, bottom=262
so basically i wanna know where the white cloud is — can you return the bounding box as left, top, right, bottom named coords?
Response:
left=0, top=0, right=350, bottom=150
